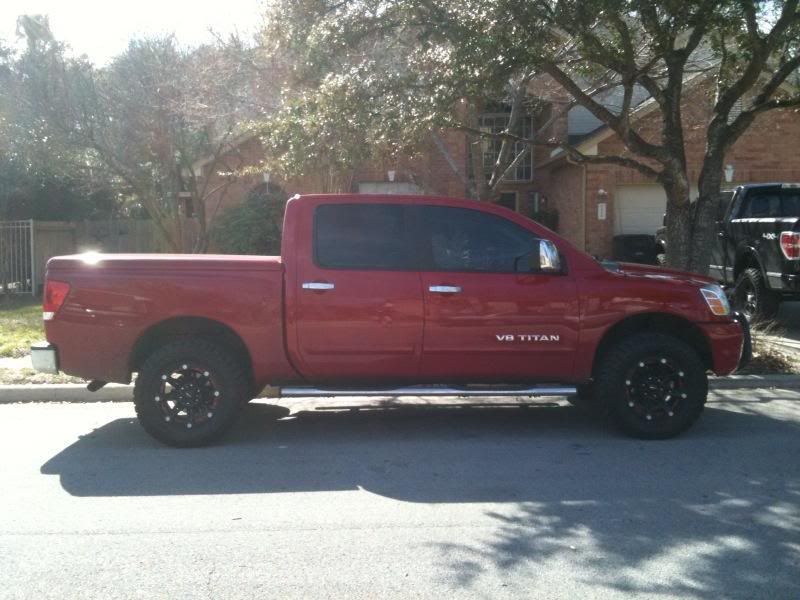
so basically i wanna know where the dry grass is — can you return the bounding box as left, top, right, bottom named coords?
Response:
left=738, top=320, right=800, bottom=375
left=0, top=368, right=83, bottom=385
left=0, top=296, right=43, bottom=358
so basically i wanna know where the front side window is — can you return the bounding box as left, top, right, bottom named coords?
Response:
left=418, top=206, right=537, bottom=272
left=314, top=204, right=412, bottom=269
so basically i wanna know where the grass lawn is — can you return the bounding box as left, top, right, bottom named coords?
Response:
left=0, top=296, right=43, bottom=358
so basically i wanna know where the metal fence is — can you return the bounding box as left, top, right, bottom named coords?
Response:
left=0, top=220, right=35, bottom=295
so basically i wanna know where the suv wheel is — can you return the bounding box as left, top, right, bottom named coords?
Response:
left=134, top=338, right=249, bottom=447
left=733, top=267, right=779, bottom=322
left=595, top=333, right=708, bottom=439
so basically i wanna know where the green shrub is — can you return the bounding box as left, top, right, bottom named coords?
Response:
left=211, top=184, right=288, bottom=255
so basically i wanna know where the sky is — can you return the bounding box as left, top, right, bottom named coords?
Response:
left=0, top=0, right=264, bottom=63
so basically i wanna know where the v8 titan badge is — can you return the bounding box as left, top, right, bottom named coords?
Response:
left=496, top=334, right=561, bottom=342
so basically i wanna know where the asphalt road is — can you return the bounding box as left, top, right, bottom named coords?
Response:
left=1, top=391, right=799, bottom=600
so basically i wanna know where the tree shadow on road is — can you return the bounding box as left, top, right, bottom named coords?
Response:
left=40, top=393, right=800, bottom=598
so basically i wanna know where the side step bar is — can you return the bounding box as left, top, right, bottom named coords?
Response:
left=280, top=385, right=577, bottom=398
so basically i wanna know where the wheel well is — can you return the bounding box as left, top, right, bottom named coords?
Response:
left=130, top=317, right=255, bottom=392
left=593, top=313, right=713, bottom=375
left=734, top=251, right=761, bottom=281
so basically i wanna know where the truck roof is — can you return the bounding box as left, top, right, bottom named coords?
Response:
left=736, top=183, right=800, bottom=190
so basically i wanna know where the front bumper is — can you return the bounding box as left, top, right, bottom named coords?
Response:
left=30, top=342, right=59, bottom=374
left=700, top=314, right=750, bottom=375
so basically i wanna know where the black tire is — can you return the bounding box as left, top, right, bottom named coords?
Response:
left=732, top=267, right=779, bottom=323
left=594, top=333, right=708, bottom=439
left=134, top=338, right=249, bottom=447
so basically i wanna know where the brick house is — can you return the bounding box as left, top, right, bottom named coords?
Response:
left=536, top=78, right=800, bottom=257
left=201, top=77, right=800, bottom=258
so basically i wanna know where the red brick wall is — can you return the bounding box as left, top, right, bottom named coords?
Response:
left=535, top=163, right=585, bottom=248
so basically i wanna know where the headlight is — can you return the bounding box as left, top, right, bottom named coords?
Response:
left=700, top=284, right=731, bottom=316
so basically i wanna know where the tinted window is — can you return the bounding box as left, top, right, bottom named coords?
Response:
left=717, top=191, right=734, bottom=220
left=781, top=190, right=800, bottom=217
left=315, top=204, right=411, bottom=269
left=742, top=190, right=782, bottom=218
left=418, top=206, right=536, bottom=272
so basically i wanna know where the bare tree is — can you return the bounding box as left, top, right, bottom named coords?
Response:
left=14, top=16, right=255, bottom=252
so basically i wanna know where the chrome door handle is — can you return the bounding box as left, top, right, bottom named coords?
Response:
left=302, top=282, right=335, bottom=290
left=429, top=285, right=462, bottom=294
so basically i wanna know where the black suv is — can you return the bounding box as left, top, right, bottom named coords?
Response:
left=714, top=183, right=800, bottom=320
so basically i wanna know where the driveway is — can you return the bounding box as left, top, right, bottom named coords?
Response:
left=1, top=391, right=799, bottom=599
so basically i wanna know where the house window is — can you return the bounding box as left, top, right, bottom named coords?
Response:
left=497, top=192, right=518, bottom=211
left=177, top=192, right=195, bottom=218
left=471, top=112, right=534, bottom=182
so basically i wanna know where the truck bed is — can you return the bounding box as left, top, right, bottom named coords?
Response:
left=44, top=253, right=296, bottom=387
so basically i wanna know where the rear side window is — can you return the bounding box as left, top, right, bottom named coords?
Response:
left=314, top=204, right=412, bottom=269
left=417, top=206, right=536, bottom=272
left=741, top=191, right=781, bottom=218
left=781, top=190, right=800, bottom=217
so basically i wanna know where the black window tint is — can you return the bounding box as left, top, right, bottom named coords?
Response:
left=717, top=191, right=734, bottom=220
left=742, top=191, right=781, bottom=218
left=781, top=190, right=800, bottom=217
left=419, top=206, right=536, bottom=272
left=315, top=204, right=411, bottom=269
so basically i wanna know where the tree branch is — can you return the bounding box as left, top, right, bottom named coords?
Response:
left=561, top=144, right=661, bottom=180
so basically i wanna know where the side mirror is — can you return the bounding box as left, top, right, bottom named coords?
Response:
left=538, top=239, right=562, bottom=272
left=516, top=239, right=562, bottom=273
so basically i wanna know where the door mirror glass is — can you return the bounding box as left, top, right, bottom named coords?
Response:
left=516, top=239, right=562, bottom=273
left=539, top=239, right=562, bottom=272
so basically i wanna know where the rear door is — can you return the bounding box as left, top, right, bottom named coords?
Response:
left=292, top=203, right=423, bottom=381
left=733, top=187, right=784, bottom=285
left=415, top=205, right=580, bottom=382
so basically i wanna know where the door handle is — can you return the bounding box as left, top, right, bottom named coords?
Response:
left=429, top=285, right=462, bottom=294
left=302, top=282, right=335, bottom=290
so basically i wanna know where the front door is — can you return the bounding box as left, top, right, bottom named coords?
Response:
left=415, top=205, right=580, bottom=382
left=709, top=191, right=736, bottom=283
left=292, top=202, right=423, bottom=382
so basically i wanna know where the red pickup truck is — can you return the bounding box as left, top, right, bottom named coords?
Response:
left=32, top=194, right=750, bottom=446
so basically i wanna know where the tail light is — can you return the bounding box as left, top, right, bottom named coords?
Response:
left=780, top=231, right=800, bottom=260
left=43, top=280, right=70, bottom=320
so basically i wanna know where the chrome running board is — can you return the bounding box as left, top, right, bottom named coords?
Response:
left=280, top=385, right=577, bottom=398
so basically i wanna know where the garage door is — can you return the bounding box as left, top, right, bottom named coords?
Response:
left=615, top=184, right=699, bottom=235
left=614, top=185, right=667, bottom=235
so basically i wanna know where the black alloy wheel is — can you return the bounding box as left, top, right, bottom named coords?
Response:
left=732, top=267, right=779, bottom=323
left=623, top=355, right=687, bottom=424
left=134, top=339, right=249, bottom=447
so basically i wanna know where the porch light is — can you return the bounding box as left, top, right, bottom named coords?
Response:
left=724, top=164, right=735, bottom=183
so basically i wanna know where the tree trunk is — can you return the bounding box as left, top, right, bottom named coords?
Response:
left=663, top=171, right=693, bottom=270
left=688, top=160, right=725, bottom=275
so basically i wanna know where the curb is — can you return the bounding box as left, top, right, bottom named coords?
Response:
left=0, top=384, right=133, bottom=403
left=708, top=374, right=800, bottom=389
left=1, top=375, right=799, bottom=404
